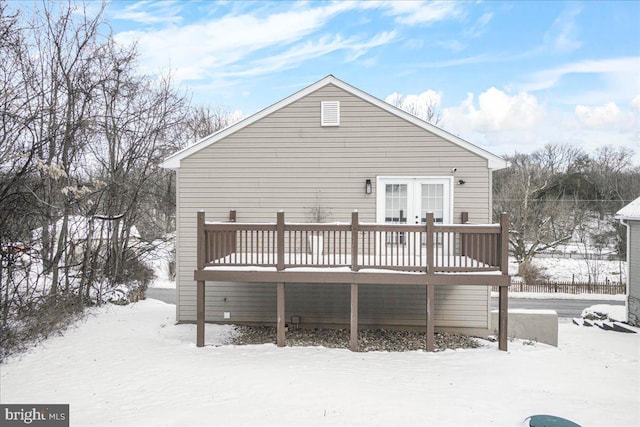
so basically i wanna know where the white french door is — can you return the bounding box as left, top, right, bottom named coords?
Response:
left=376, top=177, right=452, bottom=253
left=376, top=177, right=452, bottom=226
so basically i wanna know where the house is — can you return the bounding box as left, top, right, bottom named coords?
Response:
left=616, top=197, right=640, bottom=326
left=161, top=75, right=510, bottom=350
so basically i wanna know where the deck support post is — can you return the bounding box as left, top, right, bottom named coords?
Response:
left=350, top=283, right=359, bottom=352
left=498, top=212, right=509, bottom=351
left=196, top=280, right=205, bottom=347
left=426, top=284, right=435, bottom=352
left=351, top=211, right=359, bottom=272
left=425, top=213, right=435, bottom=352
left=460, top=212, right=469, bottom=257
left=196, top=211, right=206, bottom=348
left=425, top=213, right=434, bottom=273
left=498, top=285, right=508, bottom=351
left=277, top=211, right=285, bottom=271
left=277, top=282, right=285, bottom=347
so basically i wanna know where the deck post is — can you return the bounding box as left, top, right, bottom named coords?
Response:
left=426, top=212, right=434, bottom=273
left=425, top=212, right=435, bottom=351
left=276, top=283, right=285, bottom=347
left=351, top=211, right=359, bottom=271
left=277, top=283, right=285, bottom=347
left=499, top=213, right=509, bottom=351
left=196, top=211, right=206, bottom=347
left=228, top=210, right=237, bottom=254
left=277, top=211, right=285, bottom=271
left=196, top=280, right=205, bottom=347
left=499, top=286, right=508, bottom=351
left=350, top=283, right=359, bottom=351
left=461, top=212, right=469, bottom=257
left=426, top=284, right=435, bottom=352
left=197, top=211, right=205, bottom=270
left=500, top=213, right=509, bottom=274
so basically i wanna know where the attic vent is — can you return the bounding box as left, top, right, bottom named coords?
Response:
left=321, top=101, right=340, bottom=126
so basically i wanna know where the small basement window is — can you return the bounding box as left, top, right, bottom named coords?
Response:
left=321, top=101, right=340, bottom=126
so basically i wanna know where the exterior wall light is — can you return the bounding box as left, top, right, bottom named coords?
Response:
left=458, top=179, right=466, bottom=185
left=365, top=179, right=372, bottom=194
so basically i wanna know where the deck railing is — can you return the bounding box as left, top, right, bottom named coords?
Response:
left=197, top=211, right=509, bottom=275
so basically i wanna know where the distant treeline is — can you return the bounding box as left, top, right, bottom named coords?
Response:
left=0, top=2, right=238, bottom=359
left=493, top=144, right=639, bottom=275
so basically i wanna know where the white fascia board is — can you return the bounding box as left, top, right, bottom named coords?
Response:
left=160, top=74, right=509, bottom=171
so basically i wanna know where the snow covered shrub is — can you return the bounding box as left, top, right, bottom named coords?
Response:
left=0, top=292, right=84, bottom=362
left=518, top=260, right=547, bottom=285
left=121, top=256, right=152, bottom=301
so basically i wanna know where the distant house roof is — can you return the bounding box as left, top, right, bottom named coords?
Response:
left=160, top=75, right=508, bottom=171
left=616, top=196, right=640, bottom=220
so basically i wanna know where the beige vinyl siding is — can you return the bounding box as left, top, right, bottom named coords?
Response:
left=175, top=84, right=493, bottom=330
left=177, top=283, right=489, bottom=329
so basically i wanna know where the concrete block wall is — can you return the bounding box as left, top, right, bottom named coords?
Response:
left=491, top=309, right=558, bottom=347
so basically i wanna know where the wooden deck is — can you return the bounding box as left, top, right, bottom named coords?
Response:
left=194, top=211, right=510, bottom=351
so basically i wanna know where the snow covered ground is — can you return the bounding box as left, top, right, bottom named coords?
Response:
left=142, top=238, right=176, bottom=289
left=492, top=291, right=626, bottom=301
left=1, top=299, right=638, bottom=427
left=507, top=257, right=626, bottom=283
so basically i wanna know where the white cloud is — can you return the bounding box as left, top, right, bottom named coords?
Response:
left=575, top=102, right=636, bottom=130
left=542, top=5, right=582, bottom=53
left=435, top=39, right=465, bottom=52
left=110, top=1, right=473, bottom=85
left=465, top=12, right=493, bottom=38
left=430, top=88, right=638, bottom=162
left=218, top=31, right=396, bottom=79
left=113, top=2, right=391, bottom=82
left=113, top=1, right=184, bottom=25
left=443, top=87, right=546, bottom=133
left=521, top=57, right=640, bottom=92
left=383, top=1, right=464, bottom=25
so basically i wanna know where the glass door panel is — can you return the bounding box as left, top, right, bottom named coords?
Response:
left=384, top=183, right=407, bottom=245
left=385, top=184, right=407, bottom=224
left=420, top=183, right=444, bottom=224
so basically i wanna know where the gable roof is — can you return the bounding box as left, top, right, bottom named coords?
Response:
left=160, top=75, right=508, bottom=170
left=616, top=196, right=640, bottom=220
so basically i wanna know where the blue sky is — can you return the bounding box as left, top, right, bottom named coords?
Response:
left=104, top=1, right=638, bottom=158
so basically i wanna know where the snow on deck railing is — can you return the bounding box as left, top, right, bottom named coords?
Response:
left=197, top=211, right=509, bottom=274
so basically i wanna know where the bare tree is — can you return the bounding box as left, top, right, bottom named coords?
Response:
left=90, top=57, right=189, bottom=286
left=493, top=146, right=581, bottom=268
left=588, top=146, right=637, bottom=217
left=494, top=143, right=640, bottom=279
left=146, top=103, right=242, bottom=240
left=387, top=91, right=442, bottom=125
left=0, top=1, right=190, bottom=358
left=184, top=105, right=239, bottom=142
